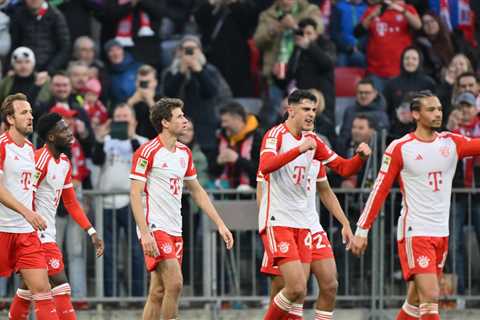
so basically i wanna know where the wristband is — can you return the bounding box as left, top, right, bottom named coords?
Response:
left=87, top=227, right=96, bottom=236
left=355, top=227, right=369, bottom=237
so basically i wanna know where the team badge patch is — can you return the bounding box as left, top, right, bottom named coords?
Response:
left=439, top=146, right=450, bottom=158
left=49, top=258, right=60, bottom=269
left=265, top=138, right=277, bottom=149
left=380, top=155, right=391, bottom=172
left=417, top=256, right=430, bottom=269
left=162, top=243, right=173, bottom=254
left=135, top=158, right=148, bottom=174
left=278, top=241, right=290, bottom=254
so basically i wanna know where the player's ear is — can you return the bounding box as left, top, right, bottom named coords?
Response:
left=161, top=118, right=169, bottom=130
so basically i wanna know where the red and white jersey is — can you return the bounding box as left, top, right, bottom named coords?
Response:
left=33, top=147, right=73, bottom=243
left=258, top=123, right=337, bottom=232
left=358, top=132, right=480, bottom=239
left=130, top=137, right=197, bottom=236
left=0, top=132, right=35, bottom=233
left=306, top=160, right=327, bottom=234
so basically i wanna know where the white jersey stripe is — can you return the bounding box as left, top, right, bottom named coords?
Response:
left=36, top=148, right=50, bottom=170
left=141, top=139, right=159, bottom=158
left=406, top=237, right=415, bottom=269
left=358, top=173, right=384, bottom=226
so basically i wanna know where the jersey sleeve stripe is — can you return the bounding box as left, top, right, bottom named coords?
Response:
left=260, top=149, right=277, bottom=156
left=322, top=153, right=338, bottom=165
left=36, top=148, right=50, bottom=170
left=129, top=173, right=147, bottom=182
left=357, top=173, right=384, bottom=227
left=141, top=140, right=160, bottom=158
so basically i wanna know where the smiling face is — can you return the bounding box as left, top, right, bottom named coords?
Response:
left=403, top=49, right=420, bottom=73
left=49, top=119, right=74, bottom=149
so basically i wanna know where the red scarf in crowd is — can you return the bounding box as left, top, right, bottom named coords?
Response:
left=115, top=0, right=154, bottom=47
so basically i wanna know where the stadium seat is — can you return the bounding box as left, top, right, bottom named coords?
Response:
left=334, top=67, right=366, bottom=133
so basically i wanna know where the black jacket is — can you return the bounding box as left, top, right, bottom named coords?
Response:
left=10, top=4, right=70, bottom=74
left=287, top=36, right=336, bottom=121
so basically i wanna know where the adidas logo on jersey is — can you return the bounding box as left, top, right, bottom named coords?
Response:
left=14, top=155, right=19, bottom=160
left=161, top=162, right=168, bottom=169
left=415, top=154, right=423, bottom=160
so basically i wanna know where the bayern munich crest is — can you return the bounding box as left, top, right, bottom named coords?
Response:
left=49, top=258, right=60, bottom=269
left=439, top=146, right=450, bottom=157
left=417, top=256, right=430, bottom=269
left=179, top=157, right=186, bottom=168
left=162, top=243, right=173, bottom=254
left=278, top=242, right=290, bottom=254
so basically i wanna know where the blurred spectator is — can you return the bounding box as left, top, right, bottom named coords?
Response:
left=253, top=0, right=322, bottom=126
left=92, top=103, right=147, bottom=297
left=287, top=17, right=336, bottom=121
left=195, top=0, right=257, bottom=97
left=338, top=78, right=389, bottom=153
left=447, top=91, right=480, bottom=298
left=56, top=0, right=96, bottom=41
left=415, top=12, right=455, bottom=81
left=126, top=64, right=158, bottom=139
left=50, top=106, right=90, bottom=301
left=35, top=71, right=94, bottom=155
left=453, top=72, right=480, bottom=111
left=330, top=0, right=367, bottom=67
left=388, top=96, right=414, bottom=141
left=355, top=0, right=421, bottom=91
left=161, top=35, right=232, bottom=160
left=0, top=2, right=10, bottom=68
left=0, top=46, right=50, bottom=105
left=94, top=0, right=163, bottom=68
left=72, top=36, right=108, bottom=87
left=10, top=0, right=70, bottom=75
left=82, top=78, right=109, bottom=127
left=437, top=53, right=474, bottom=119
left=310, top=88, right=336, bottom=147
left=340, top=114, right=376, bottom=188
left=178, top=118, right=209, bottom=187
left=105, top=39, right=140, bottom=106
left=210, top=101, right=261, bottom=189
left=67, top=60, right=90, bottom=104
left=383, top=46, right=436, bottom=126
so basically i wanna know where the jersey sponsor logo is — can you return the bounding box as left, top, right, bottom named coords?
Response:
left=293, top=166, right=306, bottom=185
left=135, top=158, right=148, bottom=174
left=395, top=14, right=404, bottom=22
left=49, top=258, right=61, bottom=270
left=380, top=154, right=391, bottom=172
left=278, top=241, right=290, bottom=254
left=417, top=256, right=430, bottom=269
left=161, top=243, right=172, bottom=254
left=265, top=138, right=277, bottom=149
left=428, top=171, right=443, bottom=192
left=20, top=171, right=32, bottom=191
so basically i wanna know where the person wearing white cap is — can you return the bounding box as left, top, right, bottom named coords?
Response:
left=0, top=46, right=50, bottom=105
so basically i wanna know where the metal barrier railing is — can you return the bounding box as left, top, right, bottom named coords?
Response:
left=1, top=187, right=479, bottom=318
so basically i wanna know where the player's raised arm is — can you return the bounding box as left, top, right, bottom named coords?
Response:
left=184, top=178, right=234, bottom=249
left=451, top=133, right=480, bottom=158
left=351, top=144, right=402, bottom=256
left=313, top=135, right=371, bottom=177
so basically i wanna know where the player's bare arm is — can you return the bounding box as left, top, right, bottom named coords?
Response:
left=130, top=179, right=159, bottom=257
left=185, top=179, right=234, bottom=250
left=317, top=180, right=354, bottom=249
left=0, top=175, right=46, bottom=230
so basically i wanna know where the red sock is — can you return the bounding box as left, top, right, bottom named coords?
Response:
left=419, top=303, right=440, bottom=320
left=285, top=303, right=303, bottom=319
left=314, top=310, right=333, bottom=320
left=52, top=284, right=76, bottom=320
left=264, top=292, right=292, bottom=320
left=9, top=289, right=32, bottom=319
left=33, top=292, right=59, bottom=320
left=396, top=301, right=420, bottom=319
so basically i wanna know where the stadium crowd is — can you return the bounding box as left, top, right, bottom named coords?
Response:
left=0, top=0, right=479, bottom=310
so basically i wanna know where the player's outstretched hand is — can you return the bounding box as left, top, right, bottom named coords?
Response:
left=218, top=224, right=234, bottom=250
left=356, top=142, right=372, bottom=160
left=141, top=232, right=160, bottom=257
left=341, top=224, right=354, bottom=251
left=350, top=235, right=368, bottom=256
left=299, top=136, right=316, bottom=153
left=24, top=210, right=47, bottom=231
left=91, top=234, right=105, bottom=257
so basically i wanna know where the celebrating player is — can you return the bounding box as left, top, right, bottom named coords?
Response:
left=129, top=98, right=234, bottom=320
left=258, top=89, right=370, bottom=319
left=351, top=90, right=480, bottom=320
left=0, top=93, right=60, bottom=320
left=259, top=157, right=353, bottom=320
left=9, top=112, right=104, bottom=320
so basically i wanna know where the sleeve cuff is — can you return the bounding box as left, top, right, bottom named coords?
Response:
left=63, top=183, right=73, bottom=189
left=184, top=174, right=197, bottom=181
left=129, top=174, right=147, bottom=182
left=322, top=153, right=338, bottom=165
left=355, top=227, right=369, bottom=237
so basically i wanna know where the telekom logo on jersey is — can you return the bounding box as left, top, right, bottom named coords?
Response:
left=428, top=171, right=442, bottom=192
left=293, top=166, right=306, bottom=185
left=20, top=171, right=32, bottom=191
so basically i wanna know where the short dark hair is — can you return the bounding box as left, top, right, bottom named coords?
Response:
left=219, top=101, right=247, bottom=122
left=353, top=113, right=375, bottom=130
left=36, top=112, right=63, bottom=141
left=137, top=64, right=157, bottom=78
left=1, top=93, right=28, bottom=127
left=51, top=70, right=69, bottom=79
left=457, top=71, right=479, bottom=84
left=287, top=89, right=317, bottom=105
left=357, top=77, right=376, bottom=89
left=298, top=17, right=317, bottom=30
left=409, top=90, right=436, bottom=111
left=150, top=98, right=184, bottom=133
